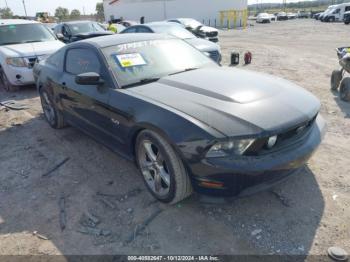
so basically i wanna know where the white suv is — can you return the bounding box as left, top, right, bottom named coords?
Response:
left=0, top=19, right=65, bottom=91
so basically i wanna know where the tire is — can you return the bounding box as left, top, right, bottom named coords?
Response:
left=329, top=17, right=335, bottom=22
left=345, top=21, right=350, bottom=25
left=331, top=70, right=342, bottom=91
left=39, top=87, right=66, bottom=129
left=135, top=130, right=193, bottom=204
left=0, top=70, right=19, bottom=92
left=339, top=77, right=350, bottom=102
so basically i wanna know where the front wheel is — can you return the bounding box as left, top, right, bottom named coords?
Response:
left=339, top=78, right=350, bottom=102
left=39, top=87, right=66, bottom=129
left=136, top=130, right=193, bottom=204
left=331, top=70, right=343, bottom=91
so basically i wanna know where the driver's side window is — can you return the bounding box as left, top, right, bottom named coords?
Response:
left=65, top=48, right=101, bottom=75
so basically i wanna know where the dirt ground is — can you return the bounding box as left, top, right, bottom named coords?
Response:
left=0, top=19, right=349, bottom=257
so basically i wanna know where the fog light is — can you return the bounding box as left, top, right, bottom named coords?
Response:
left=267, top=135, right=277, bottom=149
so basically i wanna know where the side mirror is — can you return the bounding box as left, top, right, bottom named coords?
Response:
left=56, top=33, right=64, bottom=40
left=75, top=72, right=104, bottom=86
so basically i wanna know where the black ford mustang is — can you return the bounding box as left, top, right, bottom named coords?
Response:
left=34, top=34, right=326, bottom=204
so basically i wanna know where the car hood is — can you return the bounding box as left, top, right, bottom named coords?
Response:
left=128, top=67, right=320, bottom=137
left=185, top=38, right=220, bottom=52
left=0, top=40, right=65, bottom=57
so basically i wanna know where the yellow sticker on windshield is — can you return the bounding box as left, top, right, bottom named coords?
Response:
left=116, top=53, right=146, bottom=68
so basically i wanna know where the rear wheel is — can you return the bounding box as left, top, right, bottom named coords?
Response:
left=331, top=70, right=343, bottom=91
left=39, top=87, right=66, bottom=129
left=136, top=130, right=192, bottom=204
left=0, top=70, right=18, bottom=92
left=339, top=77, right=350, bottom=102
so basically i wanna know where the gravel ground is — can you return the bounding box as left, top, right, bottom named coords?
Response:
left=0, top=19, right=349, bottom=257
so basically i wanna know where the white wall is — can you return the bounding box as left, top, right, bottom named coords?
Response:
left=104, top=0, right=247, bottom=26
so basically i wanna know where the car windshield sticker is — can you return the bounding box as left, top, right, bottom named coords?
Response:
left=115, top=53, right=146, bottom=68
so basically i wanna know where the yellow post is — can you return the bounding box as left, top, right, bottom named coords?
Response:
left=219, top=11, right=225, bottom=28
left=232, top=10, right=237, bottom=29
left=243, top=9, right=247, bottom=29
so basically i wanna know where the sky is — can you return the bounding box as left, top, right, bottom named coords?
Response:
left=1, top=0, right=314, bottom=16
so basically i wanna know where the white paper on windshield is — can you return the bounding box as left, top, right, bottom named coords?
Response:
left=115, top=53, right=146, bottom=68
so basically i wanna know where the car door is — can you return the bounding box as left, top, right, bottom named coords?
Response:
left=60, top=46, right=116, bottom=144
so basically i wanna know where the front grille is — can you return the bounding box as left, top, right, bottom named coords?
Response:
left=246, top=115, right=318, bottom=156
left=206, top=31, right=218, bottom=37
left=208, top=50, right=220, bottom=62
left=26, top=57, right=38, bottom=68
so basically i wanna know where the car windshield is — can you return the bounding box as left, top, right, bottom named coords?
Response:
left=151, top=25, right=195, bottom=39
left=68, top=22, right=105, bottom=35
left=0, top=23, right=56, bottom=46
left=179, top=19, right=202, bottom=29
left=102, top=38, right=216, bottom=88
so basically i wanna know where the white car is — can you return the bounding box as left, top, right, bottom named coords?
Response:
left=256, top=13, right=272, bottom=23
left=0, top=19, right=65, bottom=91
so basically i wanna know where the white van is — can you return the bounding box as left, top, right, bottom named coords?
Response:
left=0, top=19, right=65, bottom=91
left=323, top=3, right=350, bottom=22
left=319, top=5, right=337, bottom=21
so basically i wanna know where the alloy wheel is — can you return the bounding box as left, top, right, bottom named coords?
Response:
left=138, top=140, right=171, bottom=197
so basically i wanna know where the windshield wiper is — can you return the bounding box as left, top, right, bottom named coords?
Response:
left=24, top=40, right=44, bottom=43
left=169, top=67, right=199, bottom=76
left=122, top=77, right=161, bottom=88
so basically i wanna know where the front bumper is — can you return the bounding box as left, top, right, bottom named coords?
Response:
left=4, top=66, right=35, bottom=86
left=189, top=115, right=326, bottom=197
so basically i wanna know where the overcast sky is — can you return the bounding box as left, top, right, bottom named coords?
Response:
left=1, top=0, right=314, bottom=16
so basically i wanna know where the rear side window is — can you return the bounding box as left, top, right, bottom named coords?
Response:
left=122, top=27, right=137, bottom=33
left=46, top=49, right=65, bottom=69
left=65, top=48, right=101, bottom=75
left=137, top=26, right=152, bottom=33
left=346, top=6, right=350, bottom=11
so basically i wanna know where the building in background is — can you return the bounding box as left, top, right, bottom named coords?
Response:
left=103, top=0, right=248, bottom=28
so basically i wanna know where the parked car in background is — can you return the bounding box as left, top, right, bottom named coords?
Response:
left=256, top=13, right=272, bottom=23
left=118, top=20, right=139, bottom=28
left=277, top=12, right=288, bottom=21
left=44, top=23, right=57, bottom=31
left=120, top=22, right=221, bottom=63
left=297, top=11, right=310, bottom=18
left=269, top=14, right=277, bottom=21
left=0, top=19, right=64, bottom=92
left=313, top=12, right=323, bottom=20
left=319, top=5, right=336, bottom=21
left=287, top=13, right=297, bottom=19
left=344, top=11, right=350, bottom=24
left=167, top=18, right=219, bottom=43
left=99, top=22, right=126, bottom=33
left=54, top=21, right=113, bottom=43
left=34, top=33, right=325, bottom=204
left=322, top=3, right=350, bottom=22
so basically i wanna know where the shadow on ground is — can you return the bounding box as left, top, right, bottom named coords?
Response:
left=0, top=103, right=325, bottom=256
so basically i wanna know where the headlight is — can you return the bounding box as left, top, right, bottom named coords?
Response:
left=6, top=57, right=27, bottom=67
left=206, top=138, right=255, bottom=158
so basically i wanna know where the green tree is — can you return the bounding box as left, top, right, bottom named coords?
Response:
left=0, top=7, right=13, bottom=19
left=96, top=2, right=104, bottom=21
left=70, top=9, right=81, bottom=19
left=55, top=7, right=69, bottom=21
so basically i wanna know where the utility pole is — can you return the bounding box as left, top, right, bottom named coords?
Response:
left=22, top=0, right=28, bottom=17
left=4, top=0, right=9, bottom=8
